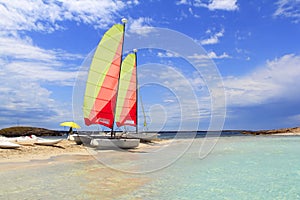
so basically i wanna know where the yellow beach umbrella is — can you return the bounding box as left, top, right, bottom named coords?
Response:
left=60, top=121, right=81, bottom=129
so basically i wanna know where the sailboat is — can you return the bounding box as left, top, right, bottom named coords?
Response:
left=83, top=18, right=139, bottom=149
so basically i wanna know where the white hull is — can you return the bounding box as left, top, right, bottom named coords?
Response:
left=72, top=135, right=92, bottom=145
left=126, top=132, right=159, bottom=142
left=90, top=138, right=140, bottom=149
left=0, top=141, right=21, bottom=149
left=34, top=139, right=62, bottom=146
left=15, top=136, right=37, bottom=146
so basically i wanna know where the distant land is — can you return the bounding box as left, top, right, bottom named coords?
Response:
left=0, top=126, right=65, bottom=137
left=240, top=126, right=300, bottom=135
left=0, top=126, right=299, bottom=137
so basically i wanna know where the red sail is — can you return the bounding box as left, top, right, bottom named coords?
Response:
left=115, top=53, right=137, bottom=127
left=83, top=24, right=124, bottom=128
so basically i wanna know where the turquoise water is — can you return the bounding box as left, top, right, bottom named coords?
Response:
left=1, top=136, right=300, bottom=199
left=0, top=156, right=92, bottom=199
left=120, top=136, right=300, bottom=200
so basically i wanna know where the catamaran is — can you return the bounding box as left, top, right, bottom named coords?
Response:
left=82, top=18, right=140, bottom=149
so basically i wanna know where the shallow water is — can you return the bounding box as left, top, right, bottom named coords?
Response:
left=121, top=136, right=300, bottom=200
left=1, top=136, right=300, bottom=199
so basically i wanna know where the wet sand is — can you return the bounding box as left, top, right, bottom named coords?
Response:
left=0, top=139, right=172, bottom=200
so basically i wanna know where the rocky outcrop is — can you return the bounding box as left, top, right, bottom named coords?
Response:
left=241, top=127, right=300, bottom=135
left=0, top=126, right=65, bottom=137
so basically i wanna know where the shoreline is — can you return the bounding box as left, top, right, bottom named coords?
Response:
left=1, top=132, right=299, bottom=163
left=2, top=126, right=300, bottom=137
left=270, top=132, right=300, bottom=136
left=0, top=138, right=172, bottom=163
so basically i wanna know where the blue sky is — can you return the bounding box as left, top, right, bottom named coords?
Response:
left=0, top=0, right=300, bottom=131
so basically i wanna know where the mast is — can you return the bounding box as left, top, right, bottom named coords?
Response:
left=111, top=18, right=127, bottom=138
left=133, top=49, right=138, bottom=134
left=140, top=92, right=147, bottom=130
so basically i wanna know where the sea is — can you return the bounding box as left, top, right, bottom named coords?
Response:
left=1, top=133, right=300, bottom=200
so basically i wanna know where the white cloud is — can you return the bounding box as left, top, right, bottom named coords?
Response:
left=157, top=51, right=180, bottom=58
left=0, top=34, right=81, bottom=84
left=176, top=0, right=190, bottom=5
left=0, top=0, right=137, bottom=32
left=164, top=99, right=176, bottom=103
left=0, top=34, right=81, bottom=63
left=207, top=51, right=230, bottom=59
left=128, top=17, right=154, bottom=35
left=187, top=7, right=201, bottom=18
left=0, top=0, right=61, bottom=32
left=200, top=29, right=224, bottom=45
left=188, top=53, right=210, bottom=61
left=0, top=33, right=82, bottom=128
left=5, top=62, right=77, bottom=85
left=0, top=65, right=74, bottom=128
left=224, top=54, right=300, bottom=106
left=61, top=0, right=127, bottom=29
left=188, top=51, right=230, bottom=62
left=188, top=7, right=194, bottom=15
left=207, top=0, right=238, bottom=11
left=0, top=33, right=82, bottom=126
left=0, top=35, right=53, bottom=61
left=274, top=0, right=300, bottom=23
left=194, top=0, right=238, bottom=11
left=175, top=1, right=200, bottom=18
left=127, top=0, right=139, bottom=5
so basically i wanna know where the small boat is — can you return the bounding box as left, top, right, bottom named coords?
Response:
left=82, top=18, right=141, bottom=149
left=125, top=132, right=159, bottom=142
left=34, top=138, right=62, bottom=146
left=72, top=134, right=92, bottom=145
left=0, top=141, right=21, bottom=149
left=90, top=138, right=140, bottom=149
left=15, top=135, right=37, bottom=146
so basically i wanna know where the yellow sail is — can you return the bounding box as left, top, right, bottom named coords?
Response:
left=83, top=24, right=125, bottom=128
left=115, top=53, right=137, bottom=127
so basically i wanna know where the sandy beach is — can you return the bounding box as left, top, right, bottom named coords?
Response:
left=0, top=139, right=89, bottom=163
left=0, top=138, right=173, bottom=199
left=0, top=138, right=172, bottom=163
left=271, top=132, right=300, bottom=136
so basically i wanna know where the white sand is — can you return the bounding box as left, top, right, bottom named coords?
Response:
left=271, top=132, right=300, bottom=136
left=0, top=139, right=171, bottom=163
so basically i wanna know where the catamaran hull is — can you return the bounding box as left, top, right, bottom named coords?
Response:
left=125, top=132, right=159, bottom=142
left=72, top=135, right=92, bottom=145
left=90, top=138, right=140, bottom=149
